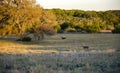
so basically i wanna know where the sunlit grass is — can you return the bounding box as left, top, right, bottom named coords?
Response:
left=0, top=47, right=58, bottom=54
left=0, top=40, right=58, bottom=54
left=0, top=39, right=58, bottom=54
left=0, top=40, right=21, bottom=47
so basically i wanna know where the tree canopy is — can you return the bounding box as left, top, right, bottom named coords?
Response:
left=49, top=9, right=120, bottom=33
left=0, top=0, right=57, bottom=37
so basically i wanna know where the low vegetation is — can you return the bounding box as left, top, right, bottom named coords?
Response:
left=112, top=24, right=120, bottom=33
left=0, top=0, right=120, bottom=73
left=50, top=9, right=120, bottom=33
left=0, top=34, right=120, bottom=73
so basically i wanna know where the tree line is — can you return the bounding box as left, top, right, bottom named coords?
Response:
left=49, top=9, right=120, bottom=33
left=0, top=0, right=120, bottom=40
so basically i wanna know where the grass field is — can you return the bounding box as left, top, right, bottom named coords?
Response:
left=0, top=33, right=120, bottom=73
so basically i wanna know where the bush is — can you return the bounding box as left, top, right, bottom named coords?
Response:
left=85, top=25, right=100, bottom=33
left=75, top=25, right=81, bottom=30
left=60, top=22, right=69, bottom=30
left=57, top=30, right=64, bottom=33
left=112, top=30, right=120, bottom=33
left=65, top=27, right=76, bottom=33
left=17, top=37, right=31, bottom=42
left=112, top=24, right=120, bottom=33
left=54, top=25, right=61, bottom=31
left=40, top=25, right=57, bottom=35
left=21, top=37, right=31, bottom=42
left=67, top=30, right=76, bottom=33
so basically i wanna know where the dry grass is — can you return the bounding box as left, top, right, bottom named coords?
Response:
left=0, top=39, right=58, bottom=54
left=0, top=47, right=58, bottom=54
left=0, top=33, right=120, bottom=73
left=0, top=40, right=21, bottom=47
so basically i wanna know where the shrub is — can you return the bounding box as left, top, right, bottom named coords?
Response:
left=54, top=25, right=61, bottom=31
left=16, top=37, right=31, bottom=42
left=60, top=22, right=69, bottom=30
left=65, top=27, right=76, bottom=33
left=21, top=37, right=31, bottom=42
left=40, top=25, right=57, bottom=35
left=85, top=24, right=101, bottom=33
left=75, top=25, right=82, bottom=32
left=112, top=24, right=120, bottom=33
left=57, top=30, right=64, bottom=33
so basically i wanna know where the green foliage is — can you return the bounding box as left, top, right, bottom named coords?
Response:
left=83, top=18, right=106, bottom=33
left=115, top=24, right=120, bottom=30
left=74, top=25, right=82, bottom=32
left=50, top=9, right=120, bottom=33
left=65, top=27, right=76, bottom=32
left=103, top=11, right=119, bottom=26
left=112, top=24, right=120, bottom=33
left=73, top=10, right=84, bottom=17
left=54, top=24, right=61, bottom=31
left=60, top=22, right=69, bottom=30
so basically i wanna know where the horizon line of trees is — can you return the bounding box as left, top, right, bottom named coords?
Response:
left=49, top=9, right=120, bottom=33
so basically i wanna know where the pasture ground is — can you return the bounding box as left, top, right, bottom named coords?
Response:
left=0, top=34, right=120, bottom=73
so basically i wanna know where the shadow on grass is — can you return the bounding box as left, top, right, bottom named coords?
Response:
left=0, top=37, right=43, bottom=46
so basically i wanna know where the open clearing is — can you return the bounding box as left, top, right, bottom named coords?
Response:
left=0, top=34, right=120, bottom=73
